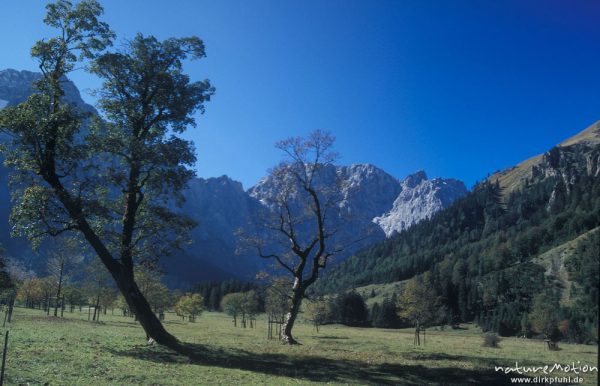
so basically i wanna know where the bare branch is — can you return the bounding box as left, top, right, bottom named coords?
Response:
left=257, top=246, right=295, bottom=276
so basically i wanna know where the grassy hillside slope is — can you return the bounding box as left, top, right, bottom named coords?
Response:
left=489, top=120, right=600, bottom=200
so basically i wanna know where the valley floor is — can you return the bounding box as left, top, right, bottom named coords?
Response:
left=3, top=307, right=598, bottom=385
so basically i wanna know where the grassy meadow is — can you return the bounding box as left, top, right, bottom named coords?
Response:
left=2, top=306, right=597, bottom=385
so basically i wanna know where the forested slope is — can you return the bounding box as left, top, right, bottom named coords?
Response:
left=316, top=126, right=600, bottom=341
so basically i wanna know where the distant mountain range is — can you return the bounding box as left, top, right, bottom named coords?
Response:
left=0, top=69, right=467, bottom=286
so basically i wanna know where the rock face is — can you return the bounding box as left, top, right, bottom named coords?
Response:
left=178, top=176, right=264, bottom=279
left=0, top=69, right=96, bottom=113
left=249, top=163, right=404, bottom=239
left=0, top=68, right=468, bottom=283
left=0, top=69, right=40, bottom=106
left=490, top=120, right=600, bottom=201
left=247, top=164, right=407, bottom=260
left=489, top=120, right=600, bottom=214
left=185, top=176, right=259, bottom=245
left=374, top=171, right=467, bottom=237
left=249, top=164, right=466, bottom=234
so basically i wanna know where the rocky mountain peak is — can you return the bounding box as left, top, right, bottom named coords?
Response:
left=373, top=171, right=467, bottom=237
left=190, top=175, right=245, bottom=193
left=0, top=69, right=39, bottom=103
left=249, top=164, right=466, bottom=241
left=403, top=170, right=427, bottom=188
left=341, top=163, right=398, bottom=186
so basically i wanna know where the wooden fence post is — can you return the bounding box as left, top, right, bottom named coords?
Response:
left=0, top=330, right=9, bottom=386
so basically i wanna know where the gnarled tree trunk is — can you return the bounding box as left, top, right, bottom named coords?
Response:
left=281, top=279, right=304, bottom=344
left=112, top=270, right=180, bottom=348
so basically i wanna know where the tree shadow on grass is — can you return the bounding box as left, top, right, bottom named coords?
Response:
left=398, top=352, right=533, bottom=373
left=400, top=352, right=506, bottom=363
left=399, top=351, right=571, bottom=369
left=314, top=335, right=350, bottom=340
left=106, top=342, right=531, bottom=385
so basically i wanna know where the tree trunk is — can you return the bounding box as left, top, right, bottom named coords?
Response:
left=7, top=297, right=14, bottom=323
left=281, top=279, right=304, bottom=344
left=414, top=320, right=421, bottom=346
left=112, top=271, right=181, bottom=350
left=93, top=296, right=99, bottom=321
left=43, top=176, right=184, bottom=352
left=72, top=217, right=185, bottom=352
left=54, top=263, right=64, bottom=317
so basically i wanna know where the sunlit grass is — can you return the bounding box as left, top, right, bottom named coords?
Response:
left=2, top=307, right=597, bottom=385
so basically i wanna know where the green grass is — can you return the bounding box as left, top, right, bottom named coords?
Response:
left=354, top=281, right=405, bottom=307
left=2, top=307, right=598, bottom=385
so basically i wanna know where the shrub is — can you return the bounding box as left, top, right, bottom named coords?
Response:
left=482, top=333, right=501, bottom=348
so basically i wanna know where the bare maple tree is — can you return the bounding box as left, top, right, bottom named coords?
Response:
left=248, top=130, right=346, bottom=344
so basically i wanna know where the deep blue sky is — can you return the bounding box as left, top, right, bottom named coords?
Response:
left=1, top=1, right=599, bottom=189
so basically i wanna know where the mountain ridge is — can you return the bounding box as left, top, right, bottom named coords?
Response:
left=489, top=120, right=600, bottom=200
left=0, top=69, right=467, bottom=285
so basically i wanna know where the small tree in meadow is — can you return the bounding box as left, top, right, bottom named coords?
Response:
left=17, top=277, right=44, bottom=308
left=397, top=274, right=441, bottom=345
left=529, top=292, right=561, bottom=340
left=39, top=277, right=55, bottom=313
left=265, top=279, right=290, bottom=320
left=175, top=293, right=204, bottom=322
left=46, top=237, right=83, bottom=316
left=241, top=290, right=260, bottom=328
left=114, top=295, right=131, bottom=317
left=221, top=292, right=245, bottom=327
left=135, top=266, right=172, bottom=314
left=98, top=290, right=117, bottom=315
left=84, top=259, right=114, bottom=321
left=62, top=285, right=85, bottom=312
left=304, top=297, right=330, bottom=332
